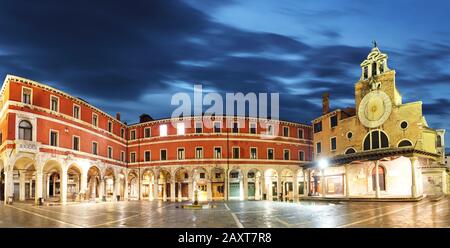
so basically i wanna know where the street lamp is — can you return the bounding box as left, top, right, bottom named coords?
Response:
left=318, top=158, right=329, bottom=169
left=317, top=158, right=329, bottom=197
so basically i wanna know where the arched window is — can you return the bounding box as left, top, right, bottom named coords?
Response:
left=436, top=135, right=442, bottom=148
left=345, top=148, right=356, bottom=154
left=398, top=140, right=413, bottom=147
left=372, top=62, right=377, bottom=76
left=372, top=166, right=386, bottom=191
left=363, top=130, right=389, bottom=151
left=18, top=120, right=32, bottom=141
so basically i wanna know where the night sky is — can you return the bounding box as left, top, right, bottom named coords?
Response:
left=1, top=0, right=450, bottom=146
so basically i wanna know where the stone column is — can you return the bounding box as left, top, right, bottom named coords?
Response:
left=224, top=173, right=228, bottom=201
left=124, top=173, right=129, bottom=201
left=153, top=177, right=159, bottom=200
left=410, top=157, right=418, bottom=198
left=170, top=180, right=176, bottom=202
left=52, top=175, right=56, bottom=197
left=99, top=179, right=105, bottom=201
left=35, top=170, right=43, bottom=205
left=80, top=171, right=88, bottom=201
left=277, top=176, right=282, bottom=201
left=293, top=172, right=299, bottom=202
left=255, top=177, right=260, bottom=200
left=45, top=174, right=50, bottom=198
left=305, top=170, right=310, bottom=196
left=345, top=164, right=350, bottom=197
left=188, top=180, right=193, bottom=201
left=178, top=182, right=182, bottom=202
left=162, top=182, right=167, bottom=202
left=60, top=169, right=68, bottom=204
left=321, top=169, right=325, bottom=197
left=138, top=174, right=143, bottom=200
left=114, top=178, right=120, bottom=201
left=207, top=180, right=212, bottom=201
left=260, top=173, right=265, bottom=200
left=302, top=170, right=307, bottom=196
left=243, top=175, right=248, bottom=201
left=4, top=169, right=14, bottom=203
left=19, top=171, right=26, bottom=201
left=375, top=160, right=380, bottom=198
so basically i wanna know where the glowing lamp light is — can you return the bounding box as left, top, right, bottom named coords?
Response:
left=318, top=158, right=329, bottom=169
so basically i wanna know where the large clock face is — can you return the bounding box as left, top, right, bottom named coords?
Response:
left=358, top=90, right=392, bottom=128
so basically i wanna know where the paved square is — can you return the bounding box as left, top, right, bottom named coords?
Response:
left=1, top=197, right=449, bottom=228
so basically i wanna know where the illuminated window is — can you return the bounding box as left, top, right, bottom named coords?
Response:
left=160, top=125, right=167, bottom=137
left=177, top=123, right=185, bottom=135
left=18, top=120, right=32, bottom=141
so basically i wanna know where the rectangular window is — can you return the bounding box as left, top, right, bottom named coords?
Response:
left=160, top=149, right=167, bottom=161
left=284, top=149, right=290, bottom=160
left=92, top=114, right=98, bottom=127
left=214, top=147, right=222, bottom=159
left=107, top=146, right=113, bottom=159
left=50, top=96, right=59, bottom=112
left=316, top=142, right=322, bottom=154
left=144, top=151, right=151, bottom=162
left=121, top=151, right=125, bottom=162
left=160, top=124, right=167, bottom=137
left=50, top=130, right=58, bottom=147
left=130, top=152, right=136, bottom=163
left=73, top=105, right=80, bottom=119
left=195, top=122, right=202, bottom=133
left=130, top=130, right=136, bottom=140
left=144, top=127, right=151, bottom=138
left=313, top=121, right=322, bottom=133
left=232, top=147, right=240, bottom=159
left=175, top=122, right=184, bottom=135
left=248, top=172, right=255, bottom=178
left=298, top=128, right=304, bottom=139
left=364, top=66, right=368, bottom=79
left=214, top=122, right=221, bottom=133
left=120, top=128, right=124, bottom=138
left=108, top=121, right=113, bottom=133
left=267, top=148, right=274, bottom=160
left=250, top=147, right=257, bottom=159
left=195, top=147, right=203, bottom=159
left=22, top=87, right=32, bottom=104
left=92, top=142, right=98, bottom=155
left=199, top=172, right=205, bottom=179
left=177, top=148, right=185, bottom=160
left=283, top=126, right=289, bottom=137
left=250, top=122, right=257, bottom=134
left=232, top=122, right=239, bottom=133
left=215, top=173, right=221, bottom=179
left=330, top=115, right=338, bottom=128
left=298, top=151, right=305, bottom=161
left=267, top=125, right=274, bottom=136
left=72, top=136, right=80, bottom=151
left=330, top=137, right=337, bottom=151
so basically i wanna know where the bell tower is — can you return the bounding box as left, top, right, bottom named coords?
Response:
left=360, top=41, right=389, bottom=81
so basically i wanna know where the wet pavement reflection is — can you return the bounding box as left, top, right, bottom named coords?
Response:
left=0, top=197, right=449, bottom=228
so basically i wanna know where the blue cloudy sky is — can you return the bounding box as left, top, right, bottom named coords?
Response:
left=1, top=0, right=450, bottom=145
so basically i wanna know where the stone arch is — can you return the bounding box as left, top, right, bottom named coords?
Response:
left=210, top=167, right=225, bottom=200
left=43, top=159, right=64, bottom=203
left=280, top=169, right=295, bottom=201
left=264, top=169, right=279, bottom=201
left=368, top=162, right=388, bottom=193
left=86, top=165, right=101, bottom=201
left=104, top=167, right=116, bottom=200
left=156, top=169, right=171, bottom=201
left=174, top=167, right=190, bottom=201
left=127, top=170, right=139, bottom=200
left=228, top=168, right=244, bottom=200
left=141, top=169, right=155, bottom=200
left=247, top=168, right=262, bottom=200
left=66, top=163, right=82, bottom=202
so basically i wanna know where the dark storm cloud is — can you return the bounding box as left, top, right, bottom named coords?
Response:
left=423, top=99, right=450, bottom=116
left=1, top=0, right=433, bottom=126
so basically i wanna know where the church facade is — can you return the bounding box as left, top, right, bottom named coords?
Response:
left=307, top=46, right=449, bottom=199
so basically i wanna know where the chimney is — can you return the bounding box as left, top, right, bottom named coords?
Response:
left=322, top=92, right=330, bottom=114
left=139, top=113, right=153, bottom=123
left=116, top=112, right=121, bottom=121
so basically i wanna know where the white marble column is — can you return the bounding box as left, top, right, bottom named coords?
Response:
left=124, top=174, right=129, bottom=201
left=60, top=169, right=68, bottom=204
left=260, top=174, right=265, bottom=200
left=375, top=161, right=380, bottom=198
left=207, top=181, right=212, bottom=201
left=177, top=182, right=182, bottom=202
left=170, top=180, right=176, bottom=202
left=243, top=175, right=248, bottom=201
left=293, top=173, right=299, bottom=202
left=153, top=178, right=159, bottom=200
left=162, top=182, right=167, bottom=202
left=277, top=176, right=282, bottom=201
left=345, top=164, right=350, bottom=197
left=19, top=171, right=26, bottom=201
left=99, top=179, right=105, bottom=201
left=35, top=170, right=43, bottom=205
left=321, top=169, right=325, bottom=197
left=188, top=180, right=193, bottom=201
left=255, top=177, right=260, bottom=200
left=114, top=178, right=120, bottom=201
left=410, top=157, right=417, bottom=198
left=4, top=169, right=14, bottom=204
left=80, top=171, right=88, bottom=200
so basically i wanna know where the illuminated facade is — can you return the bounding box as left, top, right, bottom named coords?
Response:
left=307, top=46, right=449, bottom=199
left=0, top=75, right=312, bottom=204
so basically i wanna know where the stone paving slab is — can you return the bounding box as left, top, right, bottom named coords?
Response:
left=1, top=197, right=449, bottom=228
